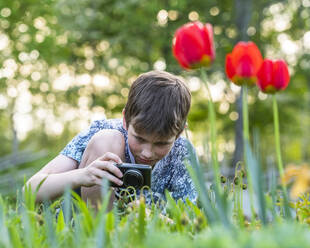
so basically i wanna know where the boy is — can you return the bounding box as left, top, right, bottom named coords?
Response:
left=25, top=70, right=197, bottom=208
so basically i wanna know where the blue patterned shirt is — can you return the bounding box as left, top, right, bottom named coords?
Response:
left=60, top=118, right=197, bottom=204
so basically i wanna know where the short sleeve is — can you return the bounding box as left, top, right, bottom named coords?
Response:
left=60, top=120, right=103, bottom=163
left=167, top=139, right=198, bottom=204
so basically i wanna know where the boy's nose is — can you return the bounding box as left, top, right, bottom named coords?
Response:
left=141, top=144, right=153, bottom=159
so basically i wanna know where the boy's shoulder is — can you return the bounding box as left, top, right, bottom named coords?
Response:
left=60, top=118, right=127, bottom=163
left=173, top=136, right=189, bottom=148
left=168, top=136, right=192, bottom=161
left=90, top=118, right=123, bottom=131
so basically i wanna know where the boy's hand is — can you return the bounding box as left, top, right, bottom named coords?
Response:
left=80, top=152, right=124, bottom=187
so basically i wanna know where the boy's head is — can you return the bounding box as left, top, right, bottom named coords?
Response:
left=124, top=70, right=191, bottom=138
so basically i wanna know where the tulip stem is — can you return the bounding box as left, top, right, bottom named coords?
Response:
left=272, top=95, right=292, bottom=219
left=200, top=69, right=221, bottom=194
left=242, top=85, right=256, bottom=220
left=242, top=86, right=250, bottom=141
left=272, top=95, right=285, bottom=179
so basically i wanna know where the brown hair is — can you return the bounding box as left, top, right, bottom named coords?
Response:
left=124, top=70, right=191, bottom=138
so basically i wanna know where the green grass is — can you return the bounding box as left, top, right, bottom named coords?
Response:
left=1, top=188, right=310, bottom=248
left=1, top=143, right=310, bottom=247
left=1, top=173, right=310, bottom=246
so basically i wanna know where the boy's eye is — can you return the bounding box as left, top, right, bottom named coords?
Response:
left=156, top=142, right=168, bottom=146
left=155, top=142, right=172, bottom=147
left=135, top=136, right=145, bottom=142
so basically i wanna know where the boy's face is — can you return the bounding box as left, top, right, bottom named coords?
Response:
left=124, top=123, right=177, bottom=167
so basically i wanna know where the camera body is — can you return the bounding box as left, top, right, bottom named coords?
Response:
left=111, top=163, right=152, bottom=189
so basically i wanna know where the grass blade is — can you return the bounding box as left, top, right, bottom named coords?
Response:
left=245, top=141, right=267, bottom=225
left=185, top=141, right=218, bottom=224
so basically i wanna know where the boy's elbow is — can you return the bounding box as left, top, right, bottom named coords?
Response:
left=22, top=175, right=45, bottom=203
left=88, top=129, right=125, bottom=157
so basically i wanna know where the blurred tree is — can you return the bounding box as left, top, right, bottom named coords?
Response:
left=53, top=0, right=310, bottom=165
left=0, top=0, right=309, bottom=183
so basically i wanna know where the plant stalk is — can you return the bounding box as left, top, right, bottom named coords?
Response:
left=200, top=69, right=221, bottom=194
left=241, top=85, right=256, bottom=220
left=272, top=95, right=291, bottom=219
left=272, top=95, right=285, bottom=179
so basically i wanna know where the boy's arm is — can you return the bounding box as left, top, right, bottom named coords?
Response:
left=24, top=121, right=97, bottom=202
left=79, top=129, right=126, bottom=207
left=24, top=152, right=123, bottom=203
left=25, top=155, right=81, bottom=202
left=24, top=121, right=124, bottom=203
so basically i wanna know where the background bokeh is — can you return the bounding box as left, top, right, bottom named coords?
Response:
left=0, top=0, right=309, bottom=195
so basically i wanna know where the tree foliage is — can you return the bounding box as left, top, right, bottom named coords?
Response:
left=0, top=0, right=309, bottom=179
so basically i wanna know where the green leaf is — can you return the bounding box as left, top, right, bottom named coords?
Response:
left=56, top=209, right=65, bottom=232
left=138, top=197, right=146, bottom=241
left=8, top=225, right=23, bottom=248
left=245, top=141, right=267, bottom=225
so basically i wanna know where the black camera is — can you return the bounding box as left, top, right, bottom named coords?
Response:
left=111, top=163, right=152, bottom=189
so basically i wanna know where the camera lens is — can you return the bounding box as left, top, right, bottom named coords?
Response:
left=123, top=169, right=144, bottom=188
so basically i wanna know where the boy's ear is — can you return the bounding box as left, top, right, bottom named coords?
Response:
left=122, top=109, right=127, bottom=130
left=176, top=122, right=188, bottom=139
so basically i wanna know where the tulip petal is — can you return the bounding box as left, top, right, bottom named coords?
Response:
left=173, top=36, right=191, bottom=69
left=225, top=54, right=235, bottom=80
left=179, top=23, right=207, bottom=65
left=231, top=42, right=263, bottom=76
left=172, top=21, right=215, bottom=69
left=257, top=59, right=290, bottom=94
left=173, top=25, right=204, bottom=68
left=203, top=23, right=215, bottom=61
left=257, top=59, right=274, bottom=92
left=273, top=60, right=290, bottom=91
left=235, top=54, right=255, bottom=78
left=246, top=42, right=263, bottom=73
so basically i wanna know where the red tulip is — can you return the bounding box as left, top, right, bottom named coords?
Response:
left=172, top=21, right=215, bottom=69
left=257, top=59, right=290, bottom=94
left=225, top=41, right=263, bottom=86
